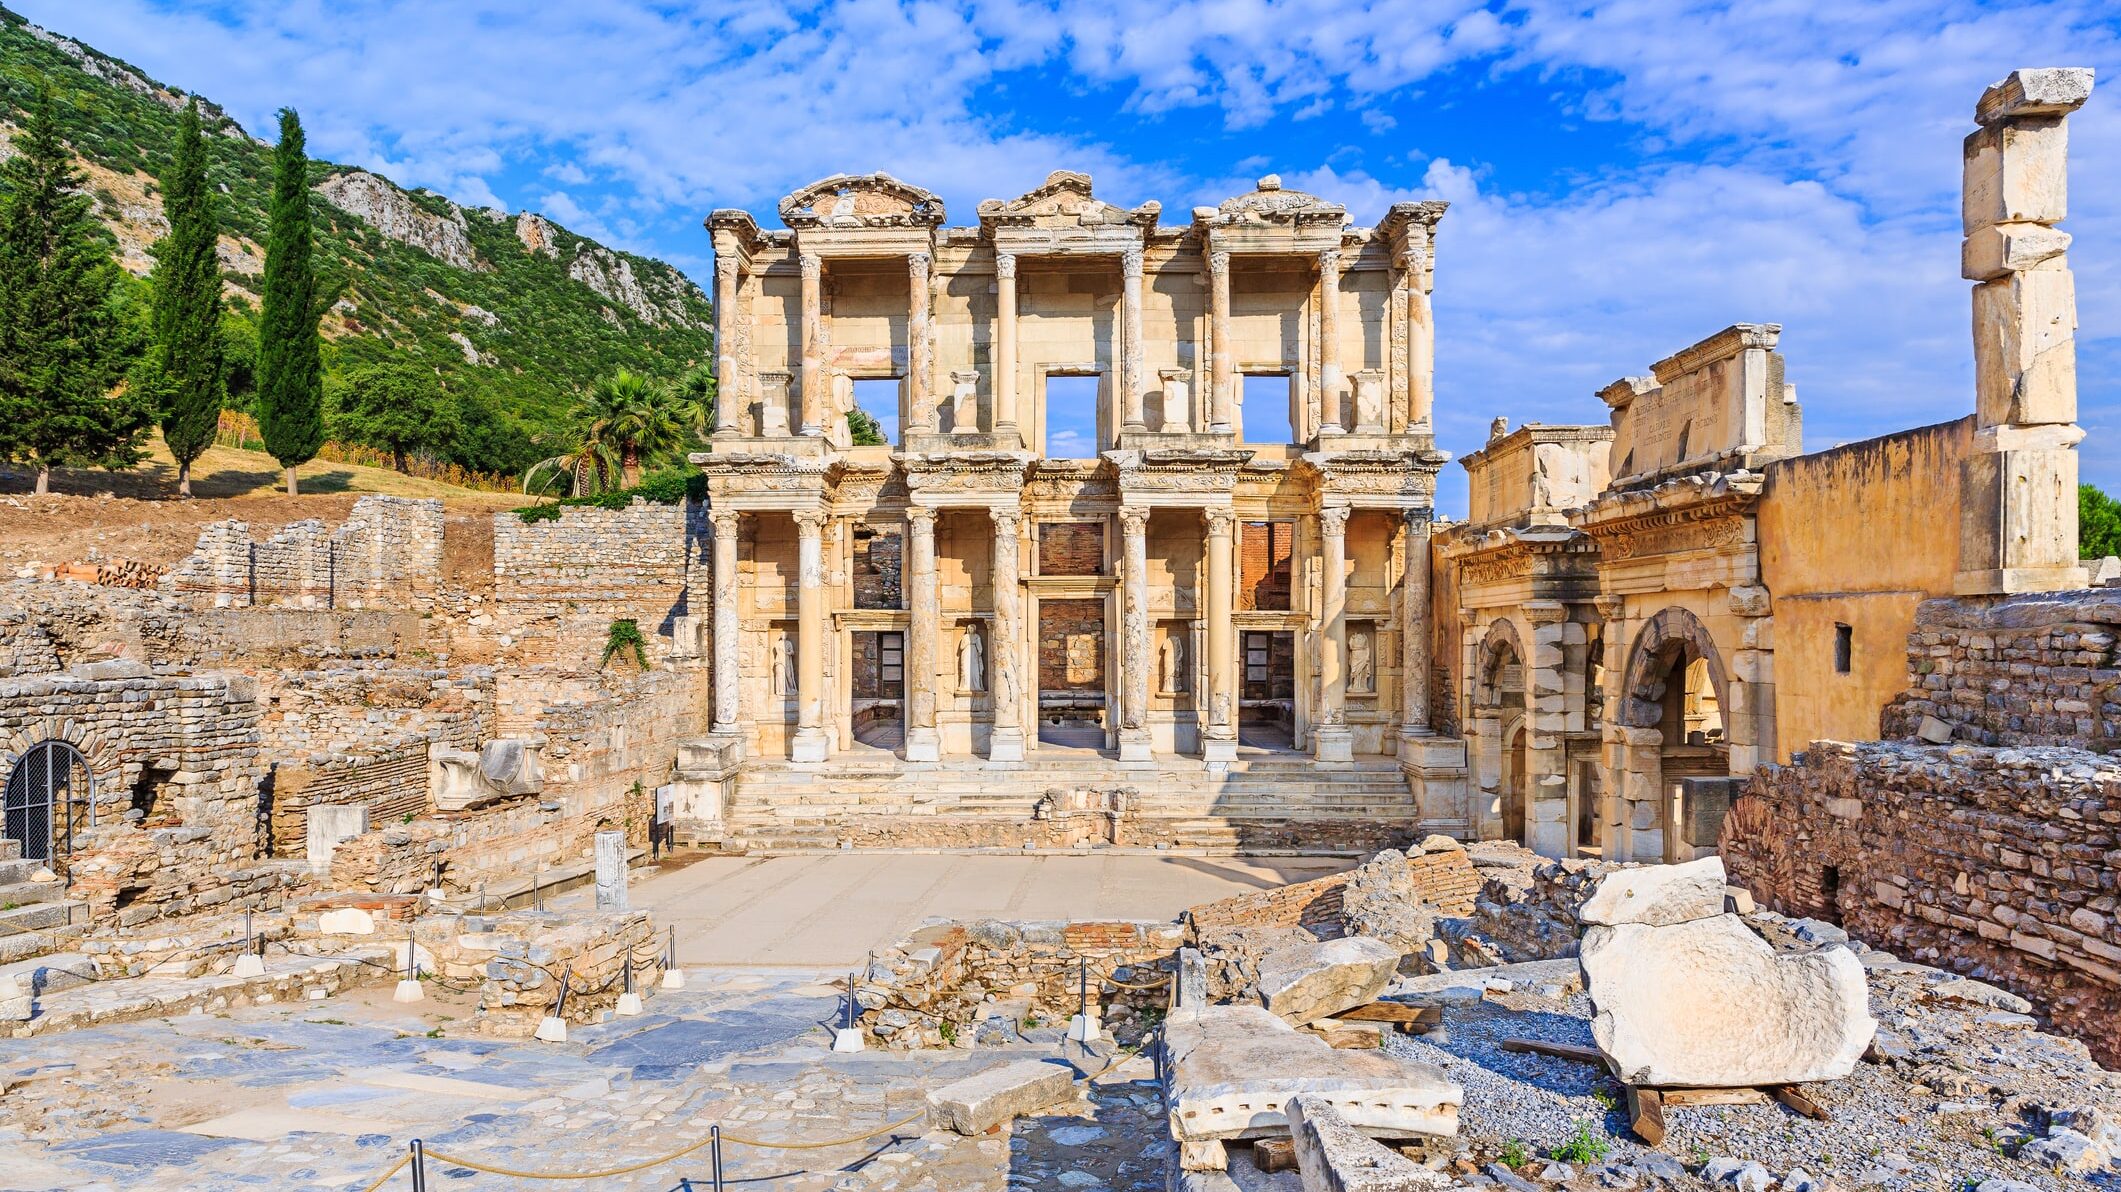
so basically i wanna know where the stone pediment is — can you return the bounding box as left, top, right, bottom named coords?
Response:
left=978, top=171, right=1159, bottom=230
left=780, top=173, right=945, bottom=230
left=1198, top=175, right=1347, bottom=228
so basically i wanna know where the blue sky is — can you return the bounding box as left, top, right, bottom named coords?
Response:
left=24, top=0, right=2121, bottom=516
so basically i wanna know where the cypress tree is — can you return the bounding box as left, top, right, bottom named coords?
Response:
left=0, top=83, right=148, bottom=494
left=149, top=98, right=224, bottom=498
left=256, top=107, right=323, bottom=495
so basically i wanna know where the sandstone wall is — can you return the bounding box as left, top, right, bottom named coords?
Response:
left=492, top=500, right=697, bottom=670
left=165, top=496, right=444, bottom=610
left=1881, top=589, right=2121, bottom=749
left=1724, top=739, right=2121, bottom=1065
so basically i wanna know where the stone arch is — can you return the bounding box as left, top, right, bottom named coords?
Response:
left=3, top=738, right=94, bottom=862
left=1616, top=606, right=1732, bottom=731
left=1472, top=618, right=1528, bottom=710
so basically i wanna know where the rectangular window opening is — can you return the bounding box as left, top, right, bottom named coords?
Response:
left=1833, top=623, right=1852, bottom=674
left=1044, top=374, right=1102, bottom=459
left=849, top=378, right=900, bottom=446
left=1241, top=374, right=1294, bottom=445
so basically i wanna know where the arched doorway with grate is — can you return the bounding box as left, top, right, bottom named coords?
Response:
left=4, top=740, right=93, bottom=864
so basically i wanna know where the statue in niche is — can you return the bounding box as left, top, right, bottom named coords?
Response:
left=960, top=624, right=986, bottom=692
left=1348, top=627, right=1375, bottom=693
left=1160, top=633, right=1187, bottom=694
left=950, top=370, right=979, bottom=434
left=773, top=634, right=796, bottom=697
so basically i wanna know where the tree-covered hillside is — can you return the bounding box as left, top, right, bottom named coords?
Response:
left=0, top=5, right=715, bottom=477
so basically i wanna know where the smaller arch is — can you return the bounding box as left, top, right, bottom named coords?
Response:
left=3, top=739, right=93, bottom=863
left=1617, top=606, right=1732, bottom=731
left=1472, top=618, right=1527, bottom=710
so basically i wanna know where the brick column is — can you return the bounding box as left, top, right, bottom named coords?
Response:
left=989, top=509, right=1026, bottom=761
left=908, top=251, right=934, bottom=435
left=1120, top=247, right=1146, bottom=433
left=1314, top=505, right=1353, bottom=762
left=714, top=255, right=742, bottom=434
left=1207, top=250, right=1233, bottom=433
left=798, top=252, right=824, bottom=437
left=791, top=510, right=830, bottom=762
left=1317, top=248, right=1345, bottom=434
left=1118, top=505, right=1152, bottom=762
left=903, top=507, right=941, bottom=761
left=994, top=253, right=1019, bottom=445
left=1202, top=508, right=1238, bottom=763
left=710, top=510, right=742, bottom=738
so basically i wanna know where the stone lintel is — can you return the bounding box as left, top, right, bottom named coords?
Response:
left=1649, top=323, right=1781, bottom=386
left=1976, top=67, right=2095, bottom=127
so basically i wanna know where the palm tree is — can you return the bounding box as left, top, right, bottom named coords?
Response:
left=525, top=369, right=706, bottom=496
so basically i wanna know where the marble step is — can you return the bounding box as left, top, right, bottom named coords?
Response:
left=0, top=899, right=89, bottom=938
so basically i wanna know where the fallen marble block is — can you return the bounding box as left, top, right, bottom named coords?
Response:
left=1165, top=1004, right=1460, bottom=1171
left=1581, top=914, right=1875, bottom=1087
left=1288, top=1095, right=1450, bottom=1191
left=1257, top=936, right=1401, bottom=1025
left=925, top=1058, right=1076, bottom=1135
left=1387, top=958, right=1581, bottom=1005
left=1579, top=856, right=1728, bottom=927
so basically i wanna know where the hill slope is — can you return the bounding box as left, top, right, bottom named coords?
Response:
left=0, top=5, right=715, bottom=475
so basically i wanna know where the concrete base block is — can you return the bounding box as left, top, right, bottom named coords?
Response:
left=661, top=968, right=687, bottom=990
left=831, top=1027, right=865, bottom=1053
left=534, top=1016, right=568, bottom=1043
left=925, top=1058, right=1077, bottom=1135
left=393, top=979, right=425, bottom=1004
left=230, top=953, right=266, bottom=979
left=1067, top=1011, right=1103, bottom=1043
left=615, top=991, right=643, bottom=1016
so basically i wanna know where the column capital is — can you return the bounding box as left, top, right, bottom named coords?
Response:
left=908, top=250, right=931, bottom=275
left=1202, top=507, right=1236, bottom=537
left=1595, top=595, right=1626, bottom=622
left=1208, top=250, right=1231, bottom=276
left=793, top=509, right=828, bottom=535
left=1524, top=599, right=1569, bottom=626
left=799, top=251, right=822, bottom=281
left=1318, top=505, right=1351, bottom=536
left=904, top=505, right=937, bottom=531
left=1318, top=247, right=1343, bottom=272
left=1121, top=246, right=1144, bottom=275
left=1118, top=505, right=1150, bottom=536
left=995, top=252, right=1017, bottom=280
left=990, top=507, right=1021, bottom=535
left=1403, top=506, right=1434, bottom=530
left=715, top=253, right=740, bottom=282
left=709, top=508, right=740, bottom=534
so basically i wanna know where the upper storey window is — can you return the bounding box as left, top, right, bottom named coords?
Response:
left=1042, top=374, right=1103, bottom=460
left=849, top=378, right=898, bottom=446
left=1241, top=374, right=1294, bottom=446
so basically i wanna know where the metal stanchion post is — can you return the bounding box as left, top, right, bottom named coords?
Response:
left=710, top=1124, right=725, bottom=1192
left=661, top=923, right=685, bottom=989
left=410, top=1139, right=428, bottom=1192
left=232, top=910, right=264, bottom=977
left=832, top=968, right=864, bottom=1051
left=532, top=866, right=543, bottom=912
left=395, top=930, right=424, bottom=1002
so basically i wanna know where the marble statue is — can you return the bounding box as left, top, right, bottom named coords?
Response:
left=960, top=624, right=986, bottom=692
left=1160, top=633, right=1187, bottom=694
left=1349, top=627, right=1374, bottom=693
left=773, top=635, right=795, bottom=697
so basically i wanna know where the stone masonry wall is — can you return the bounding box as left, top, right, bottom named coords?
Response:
left=1184, top=847, right=1481, bottom=934
left=492, top=500, right=694, bottom=670
left=1724, top=739, right=2121, bottom=1066
left=1881, top=590, right=2121, bottom=749
left=165, top=497, right=444, bottom=611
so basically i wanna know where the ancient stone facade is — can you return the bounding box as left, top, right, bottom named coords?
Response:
left=165, top=496, right=445, bottom=610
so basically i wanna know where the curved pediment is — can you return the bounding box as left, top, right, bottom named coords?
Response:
left=977, top=170, right=1159, bottom=229
left=1205, top=174, right=1347, bottom=226
left=779, top=173, right=945, bottom=230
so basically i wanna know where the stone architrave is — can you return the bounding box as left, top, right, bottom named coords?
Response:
left=1288, top=1095, right=1451, bottom=1191
left=1256, top=935, right=1400, bottom=1025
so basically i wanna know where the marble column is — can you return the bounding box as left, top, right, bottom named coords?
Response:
left=1399, top=510, right=1432, bottom=740
left=1407, top=250, right=1435, bottom=430
left=791, top=510, right=830, bottom=761
left=1202, top=508, right=1237, bottom=763
left=994, top=253, right=1019, bottom=444
left=989, top=509, right=1026, bottom=761
left=1523, top=600, right=1571, bottom=858
left=710, top=510, right=742, bottom=737
left=1317, top=248, right=1345, bottom=434
left=903, top=507, right=940, bottom=761
left=1117, top=505, right=1152, bottom=762
left=798, top=252, right=824, bottom=436
left=714, top=256, right=741, bottom=434
left=1314, top=505, right=1353, bottom=761
left=1207, top=250, right=1233, bottom=434
left=908, top=251, right=934, bottom=436
left=1119, top=247, right=1146, bottom=433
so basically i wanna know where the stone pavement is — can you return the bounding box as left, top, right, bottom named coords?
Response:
left=586, top=853, right=1351, bottom=969
left=0, top=966, right=1171, bottom=1191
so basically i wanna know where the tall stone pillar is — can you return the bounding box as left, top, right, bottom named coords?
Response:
left=989, top=509, right=1026, bottom=761
left=714, top=256, right=742, bottom=434
left=908, top=251, right=934, bottom=436
left=1523, top=600, right=1571, bottom=858
left=994, top=253, right=1019, bottom=444
left=1398, top=510, right=1432, bottom=741
left=903, top=507, right=941, bottom=762
left=1317, top=248, right=1345, bottom=434
left=1407, top=249, right=1435, bottom=431
left=1955, top=67, right=2095, bottom=594
left=1120, top=247, right=1147, bottom=433
left=1314, top=505, right=1353, bottom=762
left=710, top=510, right=742, bottom=740
left=1202, top=509, right=1237, bottom=764
left=1207, top=250, right=1233, bottom=434
left=791, top=511, right=830, bottom=762
left=798, top=252, right=824, bottom=437
left=1117, top=505, right=1152, bottom=762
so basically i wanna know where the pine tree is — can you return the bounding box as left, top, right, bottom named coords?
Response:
left=0, top=83, right=148, bottom=494
left=149, top=98, right=224, bottom=498
left=256, top=107, right=323, bottom=495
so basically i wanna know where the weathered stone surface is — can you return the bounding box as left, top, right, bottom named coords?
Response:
left=1581, top=914, right=1875, bottom=1087
left=317, top=908, right=377, bottom=936
left=1286, top=1094, right=1449, bottom=1191
left=1578, top=856, right=1726, bottom=927
left=924, top=1058, right=1076, bottom=1135
left=1164, top=1004, right=1460, bottom=1156
left=1257, top=936, right=1401, bottom=1026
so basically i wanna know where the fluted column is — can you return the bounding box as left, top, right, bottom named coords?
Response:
left=1207, top=250, right=1233, bottom=433
left=1317, top=248, right=1345, bottom=435
left=1118, top=505, right=1152, bottom=762
left=989, top=509, right=1026, bottom=761
left=908, top=251, right=933, bottom=436
left=1314, top=505, right=1354, bottom=762
left=903, top=507, right=940, bottom=761
left=710, top=510, right=742, bottom=736
left=713, top=256, right=741, bottom=434
left=791, top=510, right=830, bottom=761
left=994, top=253, right=1019, bottom=445
left=798, top=252, right=824, bottom=436
left=1120, top=247, right=1146, bottom=433
left=1399, top=510, right=1432, bottom=739
left=1202, top=508, right=1237, bottom=763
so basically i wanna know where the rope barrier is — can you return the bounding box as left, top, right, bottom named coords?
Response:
left=1097, top=968, right=1173, bottom=991
left=358, top=1153, right=412, bottom=1192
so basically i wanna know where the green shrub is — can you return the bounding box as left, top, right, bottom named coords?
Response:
left=1550, top=1121, right=1611, bottom=1165
left=601, top=619, right=649, bottom=670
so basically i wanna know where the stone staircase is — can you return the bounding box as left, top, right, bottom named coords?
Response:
left=725, top=753, right=1419, bottom=853
left=0, top=838, right=92, bottom=966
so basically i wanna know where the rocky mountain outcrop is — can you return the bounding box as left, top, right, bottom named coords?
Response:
left=316, top=170, right=484, bottom=272
left=566, top=243, right=711, bottom=330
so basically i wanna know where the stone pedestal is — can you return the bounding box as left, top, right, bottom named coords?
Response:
left=594, top=830, right=628, bottom=911
left=306, top=804, right=369, bottom=876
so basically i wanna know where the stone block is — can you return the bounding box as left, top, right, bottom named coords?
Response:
left=924, top=1059, right=1076, bottom=1135
left=1972, top=267, right=2077, bottom=426
left=305, top=804, right=369, bottom=876
left=479, top=739, right=543, bottom=796
left=593, top=830, right=628, bottom=911
left=1286, top=1095, right=1449, bottom=1191
left=1257, top=936, right=1401, bottom=1025
left=1917, top=715, right=1954, bottom=744
left=1579, top=856, right=1727, bottom=927
left=318, top=908, right=377, bottom=935
left=1975, top=67, right=2096, bottom=127
left=1581, top=914, right=1876, bottom=1087
left=1963, top=117, right=2071, bottom=232
left=1962, top=222, right=2071, bottom=281
left=1956, top=446, right=2088, bottom=593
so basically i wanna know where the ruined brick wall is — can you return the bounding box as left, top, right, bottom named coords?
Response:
left=1038, top=522, right=1104, bottom=575
left=852, top=528, right=903, bottom=610
left=1724, top=740, right=2121, bottom=1065
left=1184, top=847, right=1481, bottom=934
left=1240, top=520, right=1293, bottom=610
left=1881, top=590, right=2121, bottom=749
left=1037, top=597, right=1105, bottom=696
left=492, top=500, right=694, bottom=670
left=164, top=497, right=444, bottom=610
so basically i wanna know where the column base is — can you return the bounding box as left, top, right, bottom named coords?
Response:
left=1118, top=730, right=1154, bottom=763
left=902, top=727, right=940, bottom=763
left=1311, top=725, right=1354, bottom=763
left=989, top=726, right=1026, bottom=762
left=791, top=727, right=831, bottom=763
left=1202, top=735, right=1237, bottom=764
